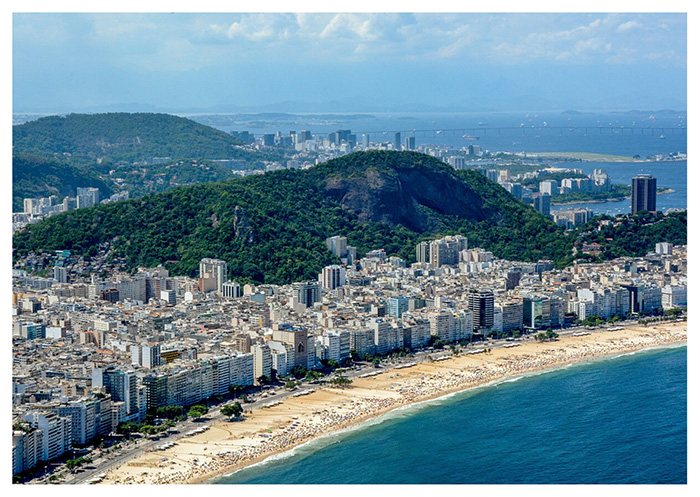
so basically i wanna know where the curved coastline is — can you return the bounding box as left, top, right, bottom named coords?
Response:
left=211, top=339, right=687, bottom=484
left=100, top=322, right=687, bottom=485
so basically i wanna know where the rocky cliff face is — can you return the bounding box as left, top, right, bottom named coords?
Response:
left=323, top=162, right=493, bottom=232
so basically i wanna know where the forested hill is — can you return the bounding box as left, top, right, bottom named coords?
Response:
left=12, top=113, right=250, bottom=164
left=12, top=154, right=114, bottom=212
left=13, top=150, right=576, bottom=284
left=13, top=151, right=686, bottom=285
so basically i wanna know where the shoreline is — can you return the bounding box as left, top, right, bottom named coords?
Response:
left=99, top=322, right=687, bottom=485
left=551, top=188, right=675, bottom=206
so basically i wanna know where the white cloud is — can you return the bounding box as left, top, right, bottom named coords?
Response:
left=574, top=38, right=612, bottom=55
left=617, top=20, right=642, bottom=32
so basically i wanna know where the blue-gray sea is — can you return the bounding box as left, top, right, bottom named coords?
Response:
left=214, top=345, right=686, bottom=485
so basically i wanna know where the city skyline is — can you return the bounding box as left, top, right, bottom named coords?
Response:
left=12, top=9, right=688, bottom=113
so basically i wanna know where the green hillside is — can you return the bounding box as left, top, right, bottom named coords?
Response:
left=15, top=150, right=684, bottom=286
left=12, top=154, right=114, bottom=212
left=13, top=151, right=576, bottom=284
left=12, top=112, right=262, bottom=165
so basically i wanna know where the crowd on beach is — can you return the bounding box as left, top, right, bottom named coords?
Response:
left=110, top=327, right=685, bottom=485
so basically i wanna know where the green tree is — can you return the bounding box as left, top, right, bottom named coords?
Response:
left=228, top=384, right=244, bottom=398
left=221, top=402, right=243, bottom=419
left=188, top=405, right=209, bottom=419
left=305, top=370, right=322, bottom=381
left=291, top=366, right=308, bottom=379
left=155, top=405, right=185, bottom=419
left=329, top=376, right=353, bottom=389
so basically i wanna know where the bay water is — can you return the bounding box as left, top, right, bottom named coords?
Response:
left=201, top=111, right=687, bottom=215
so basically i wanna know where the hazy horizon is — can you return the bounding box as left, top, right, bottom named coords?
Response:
left=13, top=12, right=687, bottom=115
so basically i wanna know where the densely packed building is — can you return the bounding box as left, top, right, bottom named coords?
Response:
left=12, top=235, right=687, bottom=474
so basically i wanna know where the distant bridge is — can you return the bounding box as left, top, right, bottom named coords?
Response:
left=358, top=125, right=687, bottom=139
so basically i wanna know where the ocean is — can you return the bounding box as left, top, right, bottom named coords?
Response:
left=214, top=344, right=687, bottom=485
left=199, top=110, right=687, bottom=216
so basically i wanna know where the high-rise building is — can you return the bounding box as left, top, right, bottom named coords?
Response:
left=631, top=174, right=657, bottom=214
left=326, top=236, right=348, bottom=258
left=393, top=132, right=401, bottom=150
left=361, top=134, right=370, bottom=149
left=523, top=296, right=552, bottom=330
left=199, top=258, right=227, bottom=293
left=505, top=270, right=521, bottom=290
left=504, top=182, right=523, bottom=200
left=22, top=411, right=72, bottom=463
left=404, top=136, right=415, bottom=150
left=468, top=289, right=495, bottom=332
left=252, top=344, right=272, bottom=383
left=101, top=287, right=120, bottom=303
left=321, top=265, right=346, bottom=290
left=93, top=368, right=140, bottom=421
left=539, top=180, right=558, bottom=195
left=655, top=242, right=673, bottom=255
left=416, top=241, right=430, bottom=264
left=533, top=193, right=551, bottom=217
left=76, top=187, right=100, bottom=208
left=222, top=280, right=242, bottom=298
left=234, top=333, right=252, bottom=353
left=54, top=394, right=113, bottom=445
left=142, top=373, right=168, bottom=412
left=387, top=296, right=410, bottom=318
left=272, top=326, right=309, bottom=369
left=160, top=289, right=177, bottom=305
left=499, top=300, right=524, bottom=333
left=428, top=235, right=468, bottom=267
left=53, top=265, right=68, bottom=283
left=293, top=281, right=321, bottom=308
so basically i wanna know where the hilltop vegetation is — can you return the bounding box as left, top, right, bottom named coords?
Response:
left=12, top=113, right=253, bottom=165
left=575, top=210, right=687, bottom=260
left=12, top=151, right=686, bottom=285
left=12, top=113, right=285, bottom=210
left=12, top=154, right=114, bottom=212
left=13, top=151, right=571, bottom=283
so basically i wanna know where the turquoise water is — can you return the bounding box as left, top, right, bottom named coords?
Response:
left=214, top=345, right=687, bottom=484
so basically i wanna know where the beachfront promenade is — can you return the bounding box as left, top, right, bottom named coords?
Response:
left=98, top=322, right=686, bottom=485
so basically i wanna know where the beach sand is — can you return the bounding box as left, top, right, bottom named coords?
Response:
left=100, top=321, right=687, bottom=485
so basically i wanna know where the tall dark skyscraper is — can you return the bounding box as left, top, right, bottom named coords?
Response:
left=631, top=174, right=657, bottom=214
left=533, top=193, right=551, bottom=217
left=468, top=289, right=494, bottom=331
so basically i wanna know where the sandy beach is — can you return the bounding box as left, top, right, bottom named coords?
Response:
left=99, top=321, right=687, bottom=485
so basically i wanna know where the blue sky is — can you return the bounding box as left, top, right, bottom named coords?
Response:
left=12, top=11, right=688, bottom=113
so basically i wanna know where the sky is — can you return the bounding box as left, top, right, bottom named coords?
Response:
left=11, top=7, right=689, bottom=113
